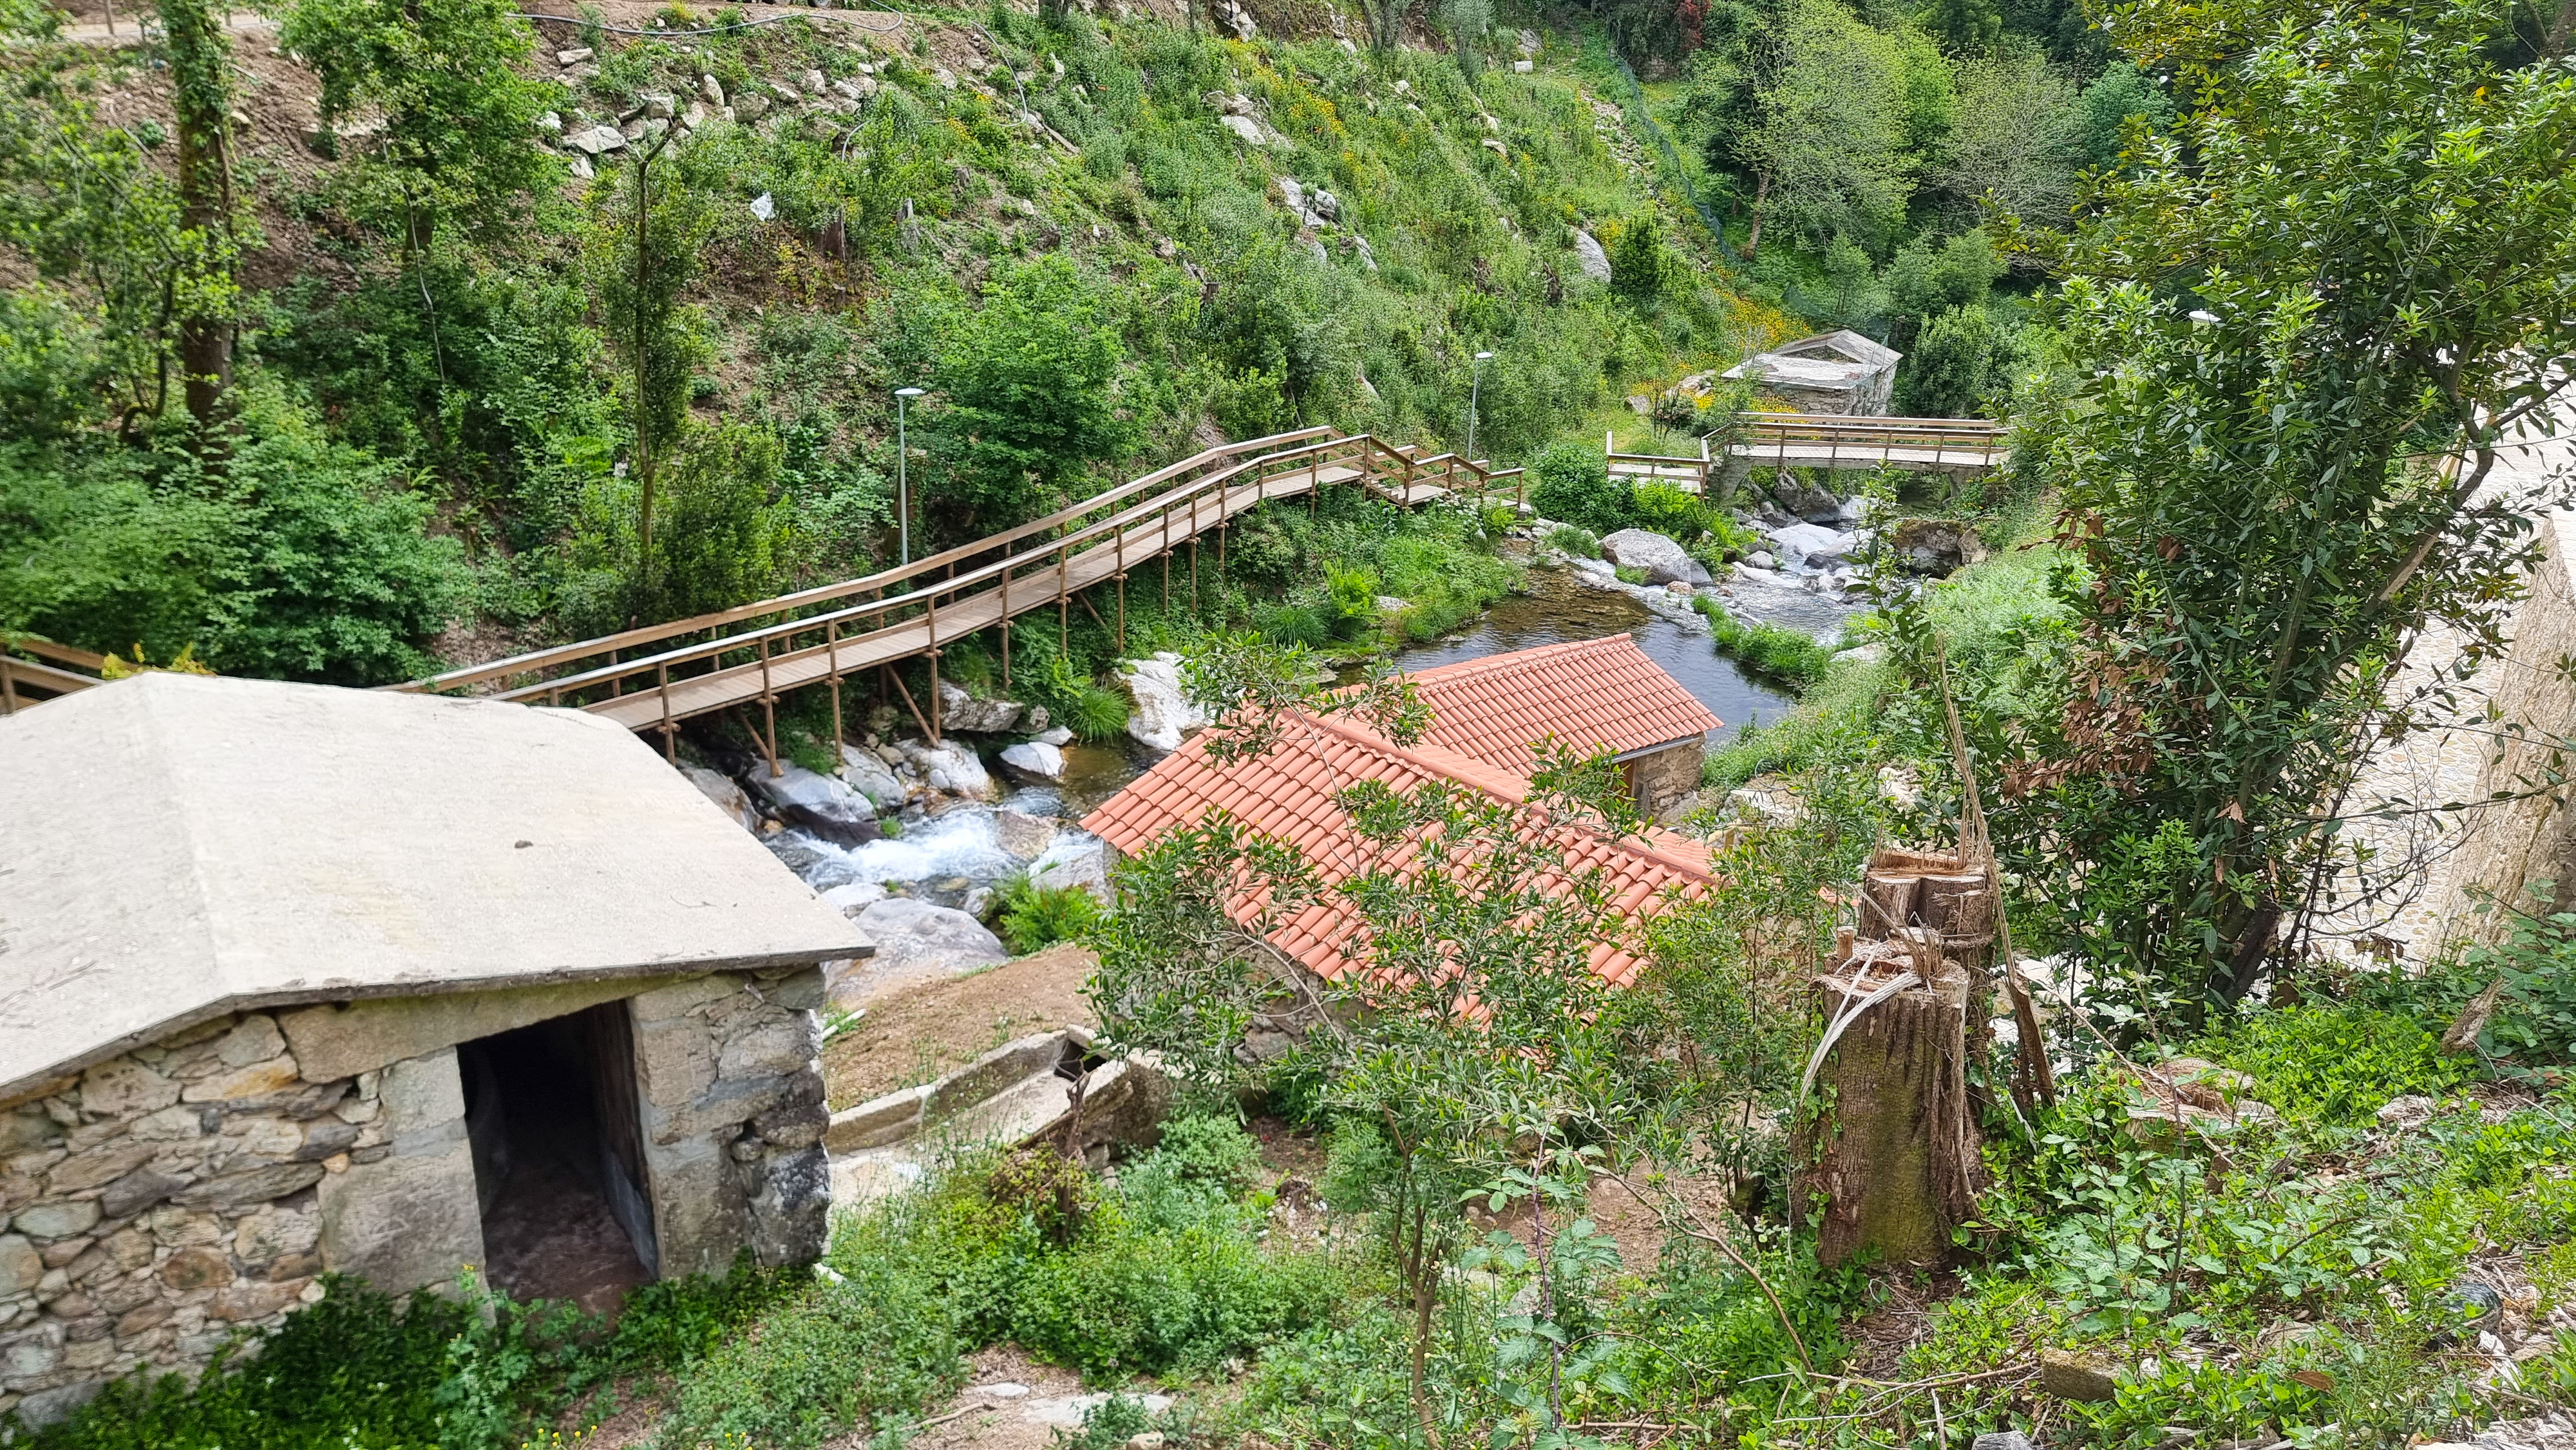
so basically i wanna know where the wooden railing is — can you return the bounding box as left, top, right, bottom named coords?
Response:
left=0, top=636, right=106, bottom=715
left=1607, top=412, right=2012, bottom=493
left=401, top=427, right=1519, bottom=768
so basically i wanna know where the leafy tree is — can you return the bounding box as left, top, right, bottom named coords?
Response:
left=1993, top=0, right=2576, bottom=1013
left=1882, top=226, right=2004, bottom=346
left=930, top=254, right=1133, bottom=538
left=2073, top=60, right=2175, bottom=173
left=1737, top=0, right=1924, bottom=257
left=1923, top=48, right=2088, bottom=228
left=588, top=138, right=715, bottom=585
left=1890, top=302, right=2012, bottom=415
left=650, top=422, right=791, bottom=620
left=1528, top=439, right=1629, bottom=534
left=280, top=0, right=557, bottom=256
left=1924, top=0, right=2003, bottom=53
left=160, top=0, right=242, bottom=431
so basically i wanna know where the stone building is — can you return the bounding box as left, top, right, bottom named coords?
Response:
left=1393, top=635, right=1721, bottom=817
left=1723, top=330, right=1902, bottom=416
left=0, top=673, right=866, bottom=1422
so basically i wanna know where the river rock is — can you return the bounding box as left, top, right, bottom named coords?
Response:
left=1599, top=529, right=1711, bottom=586
left=839, top=746, right=909, bottom=810
left=1884, top=518, right=1989, bottom=576
left=1030, top=834, right=1110, bottom=901
left=993, top=809, right=1059, bottom=860
left=1036, top=726, right=1074, bottom=747
left=1768, top=522, right=1857, bottom=569
left=1573, top=230, right=1611, bottom=284
left=936, top=681, right=1025, bottom=733
left=999, top=740, right=1066, bottom=784
left=1771, top=476, right=1844, bottom=523
left=681, top=766, right=762, bottom=833
left=1118, top=652, right=1207, bottom=752
left=819, top=881, right=888, bottom=918
left=899, top=740, right=995, bottom=800
left=851, top=899, right=1009, bottom=977
left=744, top=763, right=878, bottom=845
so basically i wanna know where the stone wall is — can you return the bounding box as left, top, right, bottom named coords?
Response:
left=1629, top=739, right=1705, bottom=818
left=0, top=965, right=831, bottom=1424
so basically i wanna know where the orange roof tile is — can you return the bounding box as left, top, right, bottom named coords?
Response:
left=1080, top=709, right=1716, bottom=991
left=1390, top=634, right=1723, bottom=777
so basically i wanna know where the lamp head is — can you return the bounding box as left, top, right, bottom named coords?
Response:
left=895, top=387, right=926, bottom=398
left=1474, top=351, right=1494, bottom=361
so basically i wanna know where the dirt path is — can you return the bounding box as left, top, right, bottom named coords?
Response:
left=822, top=941, right=1099, bottom=1110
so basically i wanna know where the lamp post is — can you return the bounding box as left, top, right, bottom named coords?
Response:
left=895, top=387, right=925, bottom=565
left=1467, top=350, right=1494, bottom=460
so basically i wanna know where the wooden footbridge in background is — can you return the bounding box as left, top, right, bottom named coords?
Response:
left=396, top=428, right=1520, bottom=769
left=1611, top=413, right=2012, bottom=492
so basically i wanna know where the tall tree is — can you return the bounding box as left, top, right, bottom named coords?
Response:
left=928, top=254, right=1133, bottom=540
left=1995, top=0, right=2576, bottom=1011
left=588, top=134, right=714, bottom=583
left=160, top=0, right=240, bottom=431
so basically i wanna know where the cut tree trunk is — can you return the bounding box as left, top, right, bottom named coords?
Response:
left=1794, top=959, right=1983, bottom=1268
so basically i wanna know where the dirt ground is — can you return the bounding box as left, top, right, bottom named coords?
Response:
left=821, top=941, right=1099, bottom=1110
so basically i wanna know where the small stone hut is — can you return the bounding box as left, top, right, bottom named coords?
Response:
left=0, top=673, right=866, bottom=1422
left=1723, top=330, right=1902, bottom=415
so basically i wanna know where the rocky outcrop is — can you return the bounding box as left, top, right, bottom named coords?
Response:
left=832, top=899, right=1010, bottom=1011
left=744, top=764, right=878, bottom=845
left=681, top=766, right=762, bottom=833
left=1030, top=834, right=1111, bottom=901
left=1883, top=518, right=1989, bottom=576
left=999, top=740, right=1065, bottom=784
left=1573, top=230, right=1611, bottom=284
left=992, top=809, right=1060, bottom=861
left=1768, top=522, right=1859, bottom=569
left=935, top=681, right=1024, bottom=734
left=1599, top=529, right=1712, bottom=586
left=1117, top=653, right=1207, bottom=752
left=838, top=746, right=908, bottom=812
left=896, top=740, right=995, bottom=801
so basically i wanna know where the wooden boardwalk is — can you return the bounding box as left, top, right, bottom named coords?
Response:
left=1610, top=413, right=2011, bottom=492
left=401, top=429, right=1516, bottom=762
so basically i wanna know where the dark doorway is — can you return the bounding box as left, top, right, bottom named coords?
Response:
left=459, top=1002, right=657, bottom=1313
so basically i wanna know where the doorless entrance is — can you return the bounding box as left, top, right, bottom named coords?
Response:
left=458, top=1001, right=657, bottom=1312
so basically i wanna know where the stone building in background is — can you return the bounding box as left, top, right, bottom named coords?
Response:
left=0, top=673, right=866, bottom=1423
left=1721, top=330, right=1902, bottom=416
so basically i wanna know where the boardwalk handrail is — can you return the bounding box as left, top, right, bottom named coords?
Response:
left=395, top=428, right=1535, bottom=762
left=1, top=635, right=106, bottom=715
left=407, top=426, right=1340, bottom=697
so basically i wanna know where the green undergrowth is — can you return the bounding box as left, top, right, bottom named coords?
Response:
left=1850, top=997, right=2573, bottom=1449
left=1694, top=596, right=1835, bottom=690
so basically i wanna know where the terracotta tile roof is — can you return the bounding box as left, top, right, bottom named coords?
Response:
left=1080, top=710, right=1716, bottom=990
left=1392, top=634, right=1723, bottom=777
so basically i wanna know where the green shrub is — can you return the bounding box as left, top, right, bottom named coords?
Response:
left=1696, top=598, right=1835, bottom=690
left=1628, top=480, right=1711, bottom=543
left=661, top=1254, right=964, bottom=1448
left=994, top=870, right=1103, bottom=954
left=2195, top=1003, right=2468, bottom=1125
left=1544, top=524, right=1600, bottom=558
left=1528, top=440, right=1629, bottom=537
left=1009, top=1198, right=1338, bottom=1380
left=1254, top=600, right=1330, bottom=647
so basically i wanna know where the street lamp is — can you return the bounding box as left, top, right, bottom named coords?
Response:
left=895, top=387, right=925, bottom=565
left=1467, top=351, right=1494, bottom=460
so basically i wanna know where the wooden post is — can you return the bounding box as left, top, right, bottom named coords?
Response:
left=1000, top=560, right=1012, bottom=692
left=657, top=662, right=675, bottom=762
left=827, top=617, right=843, bottom=749
left=928, top=648, right=943, bottom=746
left=2, top=657, right=17, bottom=716
left=1115, top=573, right=1126, bottom=651
left=757, top=635, right=781, bottom=778
left=1793, top=958, right=1983, bottom=1269
left=1057, top=542, right=1069, bottom=654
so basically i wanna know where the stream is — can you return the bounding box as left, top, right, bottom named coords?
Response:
left=761, top=556, right=1831, bottom=912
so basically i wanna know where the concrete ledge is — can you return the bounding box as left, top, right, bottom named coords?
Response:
left=925, top=1033, right=1070, bottom=1122
left=826, top=1084, right=931, bottom=1154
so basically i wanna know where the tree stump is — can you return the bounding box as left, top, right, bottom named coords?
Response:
left=1794, top=960, right=1984, bottom=1268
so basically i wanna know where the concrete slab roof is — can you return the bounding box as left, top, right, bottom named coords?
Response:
left=0, top=673, right=867, bottom=1101
left=1723, top=329, right=1902, bottom=391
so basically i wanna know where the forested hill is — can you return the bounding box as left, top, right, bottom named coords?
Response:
left=0, top=0, right=2154, bottom=687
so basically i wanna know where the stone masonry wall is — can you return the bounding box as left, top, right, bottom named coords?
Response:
left=0, top=965, right=833, bottom=1425
left=1631, top=739, right=1705, bottom=818
left=629, top=965, right=831, bottom=1279
left=0, top=1012, right=392, bottom=1424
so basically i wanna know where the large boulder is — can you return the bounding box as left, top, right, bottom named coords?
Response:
left=1770, top=476, right=1845, bottom=523
left=936, top=680, right=1025, bottom=734
left=838, top=745, right=909, bottom=811
left=999, top=739, right=1066, bottom=784
left=1599, top=529, right=1712, bottom=587
left=853, top=898, right=1009, bottom=973
left=1117, top=652, right=1208, bottom=752
left=993, top=808, right=1060, bottom=860
left=1573, top=230, right=1611, bottom=284
left=681, top=766, right=762, bottom=833
left=744, top=762, right=878, bottom=845
left=1768, top=522, right=1858, bottom=569
left=897, top=740, right=995, bottom=800
left=1884, top=518, right=1990, bottom=576
left=1029, top=833, right=1110, bottom=901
